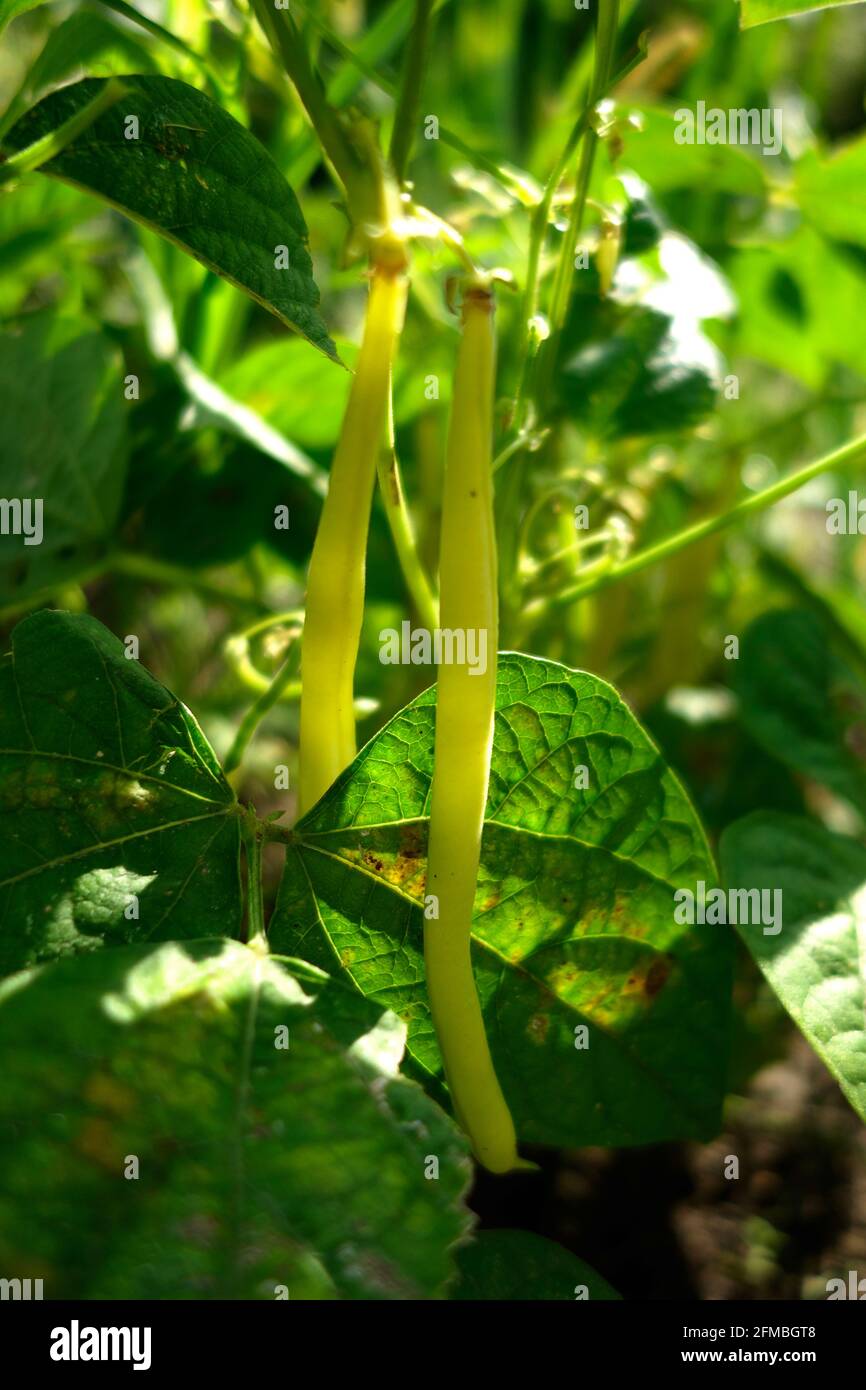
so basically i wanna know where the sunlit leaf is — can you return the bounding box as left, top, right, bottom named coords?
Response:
left=740, top=0, right=866, bottom=29
left=721, top=812, right=866, bottom=1122
left=271, top=653, right=732, bottom=1149
left=3, top=76, right=337, bottom=358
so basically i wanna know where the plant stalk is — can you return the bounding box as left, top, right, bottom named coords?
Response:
left=544, top=430, right=866, bottom=611
left=389, top=0, right=436, bottom=183
left=378, top=396, right=439, bottom=630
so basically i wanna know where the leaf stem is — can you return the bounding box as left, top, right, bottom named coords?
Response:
left=389, top=0, right=436, bottom=183
left=111, top=551, right=267, bottom=613
left=242, top=813, right=266, bottom=947
left=249, top=0, right=363, bottom=200
left=514, top=35, right=646, bottom=421
left=97, top=0, right=219, bottom=96
left=378, top=394, right=439, bottom=630
left=536, top=0, right=621, bottom=408
left=224, top=620, right=304, bottom=775
left=543, top=430, right=866, bottom=611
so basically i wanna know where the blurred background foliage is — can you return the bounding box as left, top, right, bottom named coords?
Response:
left=1, top=0, right=865, bottom=1297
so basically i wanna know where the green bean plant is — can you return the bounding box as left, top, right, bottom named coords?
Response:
left=0, top=0, right=865, bottom=1301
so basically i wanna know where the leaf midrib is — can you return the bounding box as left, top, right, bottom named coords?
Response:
left=0, top=807, right=233, bottom=890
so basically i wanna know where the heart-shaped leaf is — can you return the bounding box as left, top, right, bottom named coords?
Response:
left=0, top=313, right=128, bottom=603
left=0, top=611, right=242, bottom=975
left=453, top=1229, right=620, bottom=1300
left=271, top=653, right=731, bottom=1149
left=720, top=812, right=866, bottom=1123
left=3, top=76, right=337, bottom=359
left=0, top=939, right=473, bottom=1297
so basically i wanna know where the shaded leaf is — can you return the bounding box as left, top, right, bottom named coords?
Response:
left=3, top=76, right=337, bottom=359
left=0, top=313, right=128, bottom=603
left=558, top=233, right=729, bottom=439
left=271, top=653, right=731, bottom=1149
left=454, top=1229, right=619, bottom=1300
left=0, top=939, right=473, bottom=1297
left=720, top=812, right=866, bottom=1122
left=733, top=608, right=866, bottom=816
left=0, top=611, right=242, bottom=975
left=0, top=0, right=45, bottom=35
left=0, top=10, right=159, bottom=141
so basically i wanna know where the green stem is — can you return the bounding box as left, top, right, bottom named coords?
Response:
left=242, top=814, right=266, bottom=946
left=537, top=0, right=621, bottom=406
left=290, top=0, right=525, bottom=195
left=514, top=36, right=646, bottom=419
left=544, top=430, right=866, bottom=610
left=225, top=630, right=304, bottom=777
left=378, top=396, right=439, bottom=630
left=249, top=0, right=363, bottom=200
left=0, top=78, right=127, bottom=185
left=111, top=551, right=266, bottom=613
left=389, top=0, right=436, bottom=183
left=97, top=0, right=219, bottom=95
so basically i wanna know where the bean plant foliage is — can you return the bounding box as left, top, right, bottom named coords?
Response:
left=0, top=0, right=865, bottom=1304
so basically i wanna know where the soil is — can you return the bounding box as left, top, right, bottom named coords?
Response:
left=470, top=1034, right=866, bottom=1301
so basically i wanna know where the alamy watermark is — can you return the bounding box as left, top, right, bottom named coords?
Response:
left=49, top=1320, right=152, bottom=1371
left=379, top=621, right=488, bottom=675
left=0, top=1276, right=42, bottom=1299
left=674, top=881, right=782, bottom=935
left=674, top=101, right=782, bottom=157
left=826, top=492, right=866, bottom=534
left=0, top=497, right=42, bottom=546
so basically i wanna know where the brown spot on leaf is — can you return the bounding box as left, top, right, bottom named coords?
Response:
left=645, top=956, right=671, bottom=998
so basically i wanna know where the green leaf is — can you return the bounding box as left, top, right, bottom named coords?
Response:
left=720, top=812, right=866, bottom=1122
left=0, top=939, right=473, bottom=1297
left=0, top=313, right=128, bottom=602
left=0, top=10, right=159, bottom=141
left=733, top=608, right=866, bottom=816
left=0, top=611, right=242, bottom=976
left=0, top=0, right=45, bottom=36
left=795, top=136, right=866, bottom=249
left=218, top=337, right=358, bottom=451
left=3, top=76, right=337, bottom=360
left=609, top=105, right=767, bottom=198
left=558, top=234, right=729, bottom=440
left=454, top=1230, right=620, bottom=1300
left=726, top=228, right=866, bottom=387
left=740, top=1, right=866, bottom=29
left=271, top=653, right=731, bottom=1149
left=560, top=303, right=719, bottom=439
